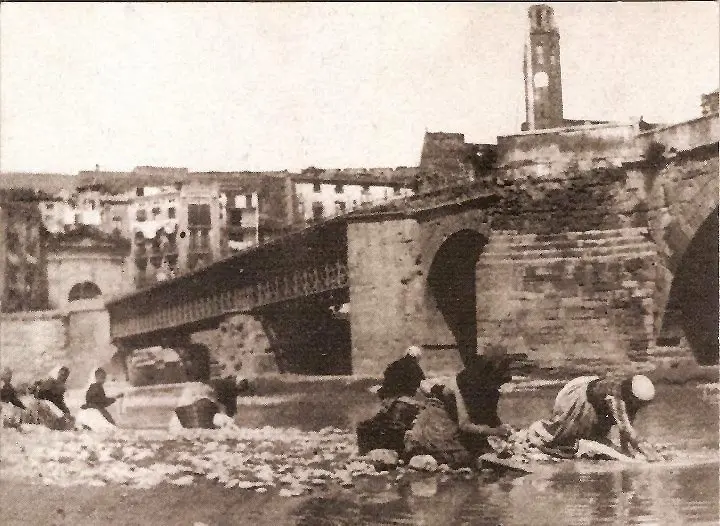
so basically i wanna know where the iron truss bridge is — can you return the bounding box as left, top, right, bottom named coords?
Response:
left=109, top=260, right=348, bottom=339
left=107, top=220, right=349, bottom=341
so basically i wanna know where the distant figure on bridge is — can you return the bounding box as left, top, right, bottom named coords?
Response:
left=404, top=353, right=514, bottom=467
left=29, top=366, right=76, bottom=430
left=356, top=346, right=427, bottom=455
left=76, top=367, right=123, bottom=431
left=525, top=374, right=662, bottom=461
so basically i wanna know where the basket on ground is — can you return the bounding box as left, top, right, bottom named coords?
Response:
left=175, top=397, right=218, bottom=429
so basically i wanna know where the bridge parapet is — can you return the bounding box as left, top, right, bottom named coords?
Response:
left=637, top=113, right=719, bottom=154
left=109, top=260, right=348, bottom=340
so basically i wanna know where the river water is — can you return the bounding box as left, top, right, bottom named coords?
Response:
left=275, top=384, right=719, bottom=526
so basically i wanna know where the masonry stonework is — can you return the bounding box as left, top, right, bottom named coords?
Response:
left=348, top=218, right=426, bottom=375
left=0, top=311, right=67, bottom=383
left=0, top=301, right=114, bottom=388
left=346, top=130, right=717, bottom=376
left=47, top=253, right=129, bottom=308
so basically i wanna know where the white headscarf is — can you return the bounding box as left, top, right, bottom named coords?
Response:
left=406, top=346, right=423, bottom=359
left=631, top=375, right=655, bottom=402
left=47, top=365, right=67, bottom=381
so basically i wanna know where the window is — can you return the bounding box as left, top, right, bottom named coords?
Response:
left=46, top=203, right=54, bottom=210
left=152, top=207, right=161, bottom=216
left=335, top=184, right=344, bottom=194
left=228, top=209, right=243, bottom=226
left=188, top=203, right=211, bottom=226
left=535, top=45, right=544, bottom=65
left=313, top=182, right=321, bottom=193
left=75, top=213, right=82, bottom=224
left=312, top=202, right=324, bottom=220
left=6, top=232, right=19, bottom=252
left=361, top=184, right=370, bottom=193
left=336, top=201, right=346, bottom=213
left=392, top=185, right=401, bottom=195
left=136, top=187, right=144, bottom=197
left=245, top=194, right=253, bottom=208
left=112, top=215, right=122, bottom=222
left=168, top=207, right=176, bottom=219
left=136, top=209, right=147, bottom=222
left=90, top=200, right=96, bottom=210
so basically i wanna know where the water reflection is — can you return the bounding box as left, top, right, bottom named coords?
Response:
left=292, top=385, right=718, bottom=525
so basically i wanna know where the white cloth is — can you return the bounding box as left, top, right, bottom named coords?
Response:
left=47, top=365, right=67, bottom=382
left=76, top=408, right=116, bottom=431
left=177, top=383, right=217, bottom=407
left=213, top=413, right=238, bottom=429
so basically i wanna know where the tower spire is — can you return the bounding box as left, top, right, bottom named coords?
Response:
left=522, top=4, right=564, bottom=131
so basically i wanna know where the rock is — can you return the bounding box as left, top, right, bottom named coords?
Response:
left=408, top=455, right=438, bottom=472
left=365, top=449, right=399, bottom=470
left=171, top=475, right=194, bottom=486
left=279, top=488, right=299, bottom=497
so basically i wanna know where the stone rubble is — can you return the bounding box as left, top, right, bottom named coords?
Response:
left=0, top=421, right=688, bottom=498
left=0, top=424, right=482, bottom=497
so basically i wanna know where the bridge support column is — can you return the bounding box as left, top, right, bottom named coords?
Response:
left=347, top=219, right=424, bottom=376
left=198, top=313, right=277, bottom=378
left=259, top=300, right=351, bottom=375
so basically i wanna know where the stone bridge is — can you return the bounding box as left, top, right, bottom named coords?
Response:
left=106, top=114, right=718, bottom=376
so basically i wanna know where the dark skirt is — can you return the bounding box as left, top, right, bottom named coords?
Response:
left=357, top=396, right=424, bottom=456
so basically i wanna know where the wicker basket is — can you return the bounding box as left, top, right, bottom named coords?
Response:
left=175, top=398, right=218, bottom=429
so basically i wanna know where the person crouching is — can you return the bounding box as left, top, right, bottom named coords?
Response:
left=29, top=366, right=75, bottom=430
left=76, top=367, right=123, bottom=431
left=356, top=346, right=427, bottom=456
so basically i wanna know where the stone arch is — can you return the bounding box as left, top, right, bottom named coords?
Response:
left=68, top=281, right=102, bottom=302
left=427, top=229, right=488, bottom=363
left=659, top=206, right=718, bottom=364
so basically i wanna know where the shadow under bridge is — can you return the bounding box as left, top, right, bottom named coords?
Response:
left=106, top=220, right=350, bottom=374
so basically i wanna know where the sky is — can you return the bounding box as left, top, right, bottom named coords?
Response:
left=1, top=2, right=718, bottom=174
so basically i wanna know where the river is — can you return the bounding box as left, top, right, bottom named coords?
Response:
left=277, top=383, right=719, bottom=526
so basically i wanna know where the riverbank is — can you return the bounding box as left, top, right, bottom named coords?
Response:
left=2, top=383, right=717, bottom=526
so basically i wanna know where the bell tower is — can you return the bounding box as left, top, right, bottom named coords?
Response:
left=523, top=4, right=564, bottom=131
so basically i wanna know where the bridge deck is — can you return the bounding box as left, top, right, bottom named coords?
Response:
left=107, top=219, right=349, bottom=340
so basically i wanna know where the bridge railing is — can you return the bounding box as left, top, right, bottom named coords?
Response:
left=110, top=260, right=349, bottom=339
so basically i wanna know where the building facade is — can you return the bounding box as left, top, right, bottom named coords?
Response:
left=121, top=182, right=227, bottom=288
left=33, top=175, right=230, bottom=289
left=45, top=225, right=131, bottom=308
left=291, top=167, right=415, bottom=222
left=0, top=189, right=49, bottom=313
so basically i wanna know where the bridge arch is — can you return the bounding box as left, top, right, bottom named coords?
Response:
left=659, top=206, right=718, bottom=364
left=68, top=281, right=102, bottom=302
left=427, top=229, right=488, bottom=363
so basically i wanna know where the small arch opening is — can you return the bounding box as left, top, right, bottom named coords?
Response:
left=68, top=281, right=102, bottom=302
